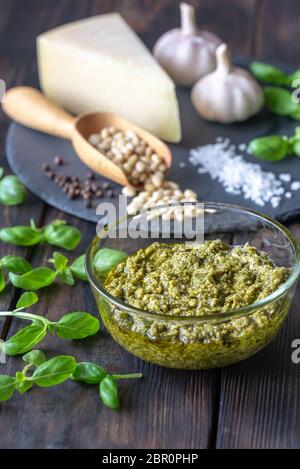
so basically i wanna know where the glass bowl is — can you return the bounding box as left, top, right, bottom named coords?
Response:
left=86, top=202, right=300, bottom=369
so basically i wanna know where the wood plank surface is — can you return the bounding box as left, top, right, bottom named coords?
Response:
left=0, top=0, right=300, bottom=449
left=215, top=0, right=300, bottom=449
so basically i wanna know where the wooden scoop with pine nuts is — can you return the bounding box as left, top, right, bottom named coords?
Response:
left=3, top=87, right=172, bottom=189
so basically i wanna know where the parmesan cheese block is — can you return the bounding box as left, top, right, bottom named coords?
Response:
left=37, top=14, right=181, bottom=142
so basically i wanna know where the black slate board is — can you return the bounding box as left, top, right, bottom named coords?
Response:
left=6, top=68, right=300, bottom=224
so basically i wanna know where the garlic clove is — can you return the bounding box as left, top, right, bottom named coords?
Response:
left=153, top=3, right=222, bottom=87
left=191, top=43, right=265, bottom=124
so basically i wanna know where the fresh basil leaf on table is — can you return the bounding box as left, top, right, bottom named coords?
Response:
left=99, top=375, right=120, bottom=409
left=15, top=291, right=39, bottom=310
left=44, top=220, right=81, bottom=251
left=0, top=376, right=16, bottom=401
left=1, top=323, right=47, bottom=356
left=0, top=226, right=43, bottom=246
left=51, top=312, right=100, bottom=340
left=0, top=255, right=32, bottom=274
left=0, top=175, right=27, bottom=206
left=9, top=267, right=58, bottom=290
left=72, top=362, right=107, bottom=384
left=0, top=219, right=81, bottom=250
left=31, top=356, right=76, bottom=387
left=0, top=294, right=100, bottom=356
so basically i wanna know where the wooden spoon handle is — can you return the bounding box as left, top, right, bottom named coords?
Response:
left=2, top=87, right=75, bottom=139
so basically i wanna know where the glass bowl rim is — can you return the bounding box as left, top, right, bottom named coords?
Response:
left=86, top=202, right=300, bottom=324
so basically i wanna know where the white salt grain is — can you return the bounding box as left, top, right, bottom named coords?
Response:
left=279, top=173, right=292, bottom=183
left=190, top=139, right=290, bottom=208
left=179, top=162, right=186, bottom=168
left=291, top=181, right=300, bottom=191
left=285, top=192, right=292, bottom=199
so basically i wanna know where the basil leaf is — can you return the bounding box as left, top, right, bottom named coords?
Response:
left=93, top=248, right=127, bottom=276
left=250, top=62, right=288, bottom=86
left=44, top=221, right=81, bottom=251
left=53, top=312, right=99, bottom=339
left=99, top=376, right=119, bottom=409
left=0, top=268, right=5, bottom=293
left=0, top=255, right=32, bottom=274
left=23, top=349, right=46, bottom=367
left=72, top=362, right=107, bottom=384
left=16, top=292, right=39, bottom=310
left=32, top=356, right=76, bottom=387
left=70, top=255, right=88, bottom=281
left=51, top=252, right=68, bottom=271
left=249, top=135, right=289, bottom=161
left=59, top=268, right=75, bottom=286
left=9, top=267, right=57, bottom=290
left=1, top=324, right=47, bottom=356
left=0, top=226, right=42, bottom=246
left=15, top=380, right=33, bottom=394
left=265, top=87, right=298, bottom=116
left=0, top=175, right=27, bottom=206
left=0, top=376, right=16, bottom=401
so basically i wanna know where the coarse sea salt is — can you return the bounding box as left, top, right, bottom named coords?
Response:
left=291, top=181, right=300, bottom=191
left=279, top=173, right=292, bottom=183
left=189, top=139, right=291, bottom=208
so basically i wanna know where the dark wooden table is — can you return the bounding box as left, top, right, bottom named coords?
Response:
left=0, top=0, right=300, bottom=449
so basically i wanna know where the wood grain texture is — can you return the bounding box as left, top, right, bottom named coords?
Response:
left=0, top=0, right=300, bottom=450
left=254, top=0, right=300, bottom=64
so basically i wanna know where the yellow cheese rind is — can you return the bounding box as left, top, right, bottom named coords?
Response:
left=37, top=14, right=181, bottom=142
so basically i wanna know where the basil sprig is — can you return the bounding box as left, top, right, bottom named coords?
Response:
left=0, top=353, right=76, bottom=400
left=0, top=292, right=100, bottom=356
left=0, top=219, right=81, bottom=250
left=0, top=352, right=142, bottom=409
left=72, top=362, right=142, bottom=409
left=7, top=252, right=86, bottom=291
left=249, top=126, right=300, bottom=162
left=0, top=168, right=27, bottom=206
left=250, top=61, right=300, bottom=87
left=75, top=362, right=143, bottom=410
left=0, top=252, right=86, bottom=293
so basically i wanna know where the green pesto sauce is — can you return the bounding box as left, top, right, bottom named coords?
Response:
left=98, top=240, right=291, bottom=369
left=104, top=240, right=289, bottom=317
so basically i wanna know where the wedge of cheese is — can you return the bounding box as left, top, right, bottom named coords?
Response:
left=37, top=14, right=181, bottom=142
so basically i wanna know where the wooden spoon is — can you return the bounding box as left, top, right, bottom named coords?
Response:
left=2, top=87, right=172, bottom=188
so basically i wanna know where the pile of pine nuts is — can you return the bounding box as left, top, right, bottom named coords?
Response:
left=126, top=181, right=202, bottom=220
left=89, top=126, right=201, bottom=220
left=89, top=127, right=167, bottom=187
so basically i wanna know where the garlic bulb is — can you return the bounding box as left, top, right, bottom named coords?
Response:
left=191, top=44, right=265, bottom=123
left=153, top=3, right=222, bottom=87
